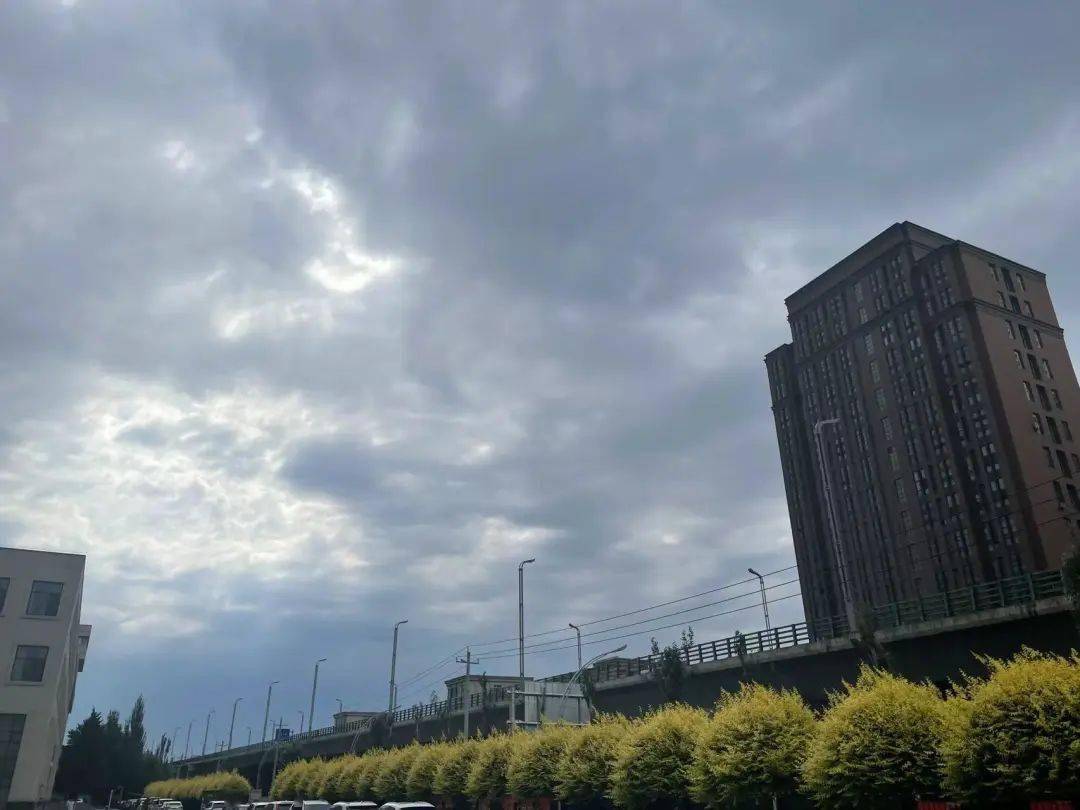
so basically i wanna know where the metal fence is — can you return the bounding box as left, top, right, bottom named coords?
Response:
left=182, top=568, right=1067, bottom=762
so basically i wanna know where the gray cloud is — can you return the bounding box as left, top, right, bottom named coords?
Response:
left=2, top=0, right=1080, bottom=741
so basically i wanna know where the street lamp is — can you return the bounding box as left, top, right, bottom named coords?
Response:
left=246, top=726, right=252, bottom=746
left=182, top=720, right=193, bottom=760
left=169, top=727, right=180, bottom=762
left=558, top=644, right=627, bottom=722
left=747, top=568, right=771, bottom=632
left=261, top=680, right=279, bottom=744
left=518, top=558, right=536, bottom=725
left=201, top=709, right=215, bottom=756
left=309, top=658, right=327, bottom=733
left=228, top=697, right=243, bottom=750
left=297, top=710, right=304, bottom=735
left=813, top=417, right=855, bottom=626
left=568, top=622, right=582, bottom=670
left=388, top=619, right=408, bottom=715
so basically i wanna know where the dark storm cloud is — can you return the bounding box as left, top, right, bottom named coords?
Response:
left=2, top=0, right=1080, bottom=742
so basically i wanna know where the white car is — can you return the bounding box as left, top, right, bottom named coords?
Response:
left=331, top=804, right=377, bottom=809
left=378, top=804, right=435, bottom=810
left=301, top=804, right=329, bottom=810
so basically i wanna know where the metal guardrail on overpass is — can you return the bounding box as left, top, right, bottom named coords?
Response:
left=179, top=568, right=1068, bottom=765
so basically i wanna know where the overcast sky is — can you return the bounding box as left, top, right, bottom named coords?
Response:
left=3, top=0, right=1080, bottom=749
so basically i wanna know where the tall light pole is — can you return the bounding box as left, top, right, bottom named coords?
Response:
left=813, top=417, right=855, bottom=627
left=308, top=658, right=327, bottom=733
left=169, top=727, right=180, bottom=762
left=228, top=697, right=243, bottom=750
left=388, top=619, right=408, bottom=715
left=183, top=720, right=193, bottom=760
left=558, top=644, right=627, bottom=722
left=568, top=622, right=582, bottom=670
left=201, top=709, right=215, bottom=756
left=518, top=558, right=536, bottom=726
left=747, top=568, right=771, bottom=632
left=246, top=726, right=252, bottom=746
left=261, top=680, right=279, bottom=744
left=297, top=710, right=304, bottom=735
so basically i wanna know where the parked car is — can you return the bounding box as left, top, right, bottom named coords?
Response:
left=207, top=801, right=231, bottom=810
left=301, top=803, right=329, bottom=810
left=331, top=804, right=376, bottom=810
left=377, top=804, right=435, bottom=810
left=269, top=802, right=295, bottom=810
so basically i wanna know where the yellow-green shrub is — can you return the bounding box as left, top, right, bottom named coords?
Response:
left=373, top=744, right=422, bottom=802
left=689, top=684, right=815, bottom=808
left=433, top=738, right=479, bottom=799
left=556, top=715, right=631, bottom=805
left=331, top=754, right=365, bottom=800
left=610, top=704, right=708, bottom=809
left=802, top=667, right=947, bottom=809
left=297, top=758, right=328, bottom=799
left=405, top=742, right=451, bottom=800
left=942, top=649, right=1080, bottom=804
left=466, top=733, right=522, bottom=802
left=507, top=724, right=577, bottom=798
left=316, top=756, right=354, bottom=802
left=271, top=760, right=303, bottom=799
left=353, top=749, right=387, bottom=799
left=146, top=772, right=251, bottom=801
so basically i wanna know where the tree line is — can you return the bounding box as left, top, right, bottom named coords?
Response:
left=55, top=696, right=171, bottom=804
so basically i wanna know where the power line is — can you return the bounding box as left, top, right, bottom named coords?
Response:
left=475, top=577, right=801, bottom=658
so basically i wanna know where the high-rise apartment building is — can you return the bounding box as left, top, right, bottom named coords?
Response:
left=766, top=222, right=1080, bottom=626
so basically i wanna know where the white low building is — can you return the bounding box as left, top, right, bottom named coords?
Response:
left=0, top=548, right=91, bottom=809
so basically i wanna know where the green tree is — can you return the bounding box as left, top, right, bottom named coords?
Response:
left=373, top=744, right=422, bottom=802
left=941, top=649, right=1080, bottom=805
left=610, top=704, right=708, bottom=809
left=56, top=709, right=109, bottom=802
left=689, top=684, right=815, bottom=809
left=556, top=715, right=630, bottom=807
left=405, top=743, right=449, bottom=800
left=433, top=739, right=478, bottom=800
left=802, top=667, right=947, bottom=809
left=465, top=733, right=520, bottom=802
left=649, top=628, right=695, bottom=703
left=507, top=724, right=576, bottom=798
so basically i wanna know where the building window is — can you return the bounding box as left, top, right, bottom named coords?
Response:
left=0, top=579, right=8, bottom=614
left=1029, top=354, right=1041, bottom=380
left=1042, top=358, right=1054, bottom=379
left=1024, top=300, right=1034, bottom=317
left=997, top=291, right=1007, bottom=308
left=1037, top=385, right=1052, bottom=411
left=1010, top=295, right=1021, bottom=313
left=1017, top=273, right=1027, bottom=292
left=888, top=447, right=901, bottom=472
left=1033, top=412, right=1044, bottom=434
left=875, top=389, right=887, bottom=412
left=1006, top=320, right=1015, bottom=340
left=1045, top=446, right=1055, bottom=468
left=1023, top=381, right=1034, bottom=402
left=1052, top=389, right=1063, bottom=409
left=989, top=264, right=999, bottom=282
left=0, top=714, right=27, bottom=803
left=870, top=359, right=880, bottom=383
left=895, top=478, right=906, bottom=501
left=1058, top=450, right=1073, bottom=478
left=1013, top=350, right=1024, bottom=369
left=26, top=581, right=63, bottom=617
left=1034, top=329, right=1044, bottom=348
left=882, top=417, right=893, bottom=441
left=1047, top=417, right=1062, bottom=444
left=10, top=645, right=48, bottom=682
left=864, top=333, right=874, bottom=355
left=1064, top=420, right=1074, bottom=441
left=1018, top=324, right=1033, bottom=349
left=858, top=306, right=869, bottom=325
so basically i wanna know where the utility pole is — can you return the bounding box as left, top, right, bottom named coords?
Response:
left=813, top=418, right=856, bottom=628
left=201, top=709, right=214, bottom=756
left=261, top=680, right=279, bottom=744
left=388, top=619, right=408, bottom=717
left=568, top=622, right=582, bottom=670
left=309, top=658, right=326, bottom=733
left=455, top=647, right=479, bottom=738
left=228, top=697, right=243, bottom=750
left=518, top=558, right=535, bottom=726
left=246, top=726, right=252, bottom=746
left=183, top=720, right=193, bottom=760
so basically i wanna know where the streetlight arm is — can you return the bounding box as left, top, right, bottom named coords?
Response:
left=557, top=645, right=627, bottom=719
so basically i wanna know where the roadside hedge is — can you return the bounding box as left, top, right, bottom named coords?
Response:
left=265, top=651, right=1080, bottom=807
left=145, top=772, right=251, bottom=801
